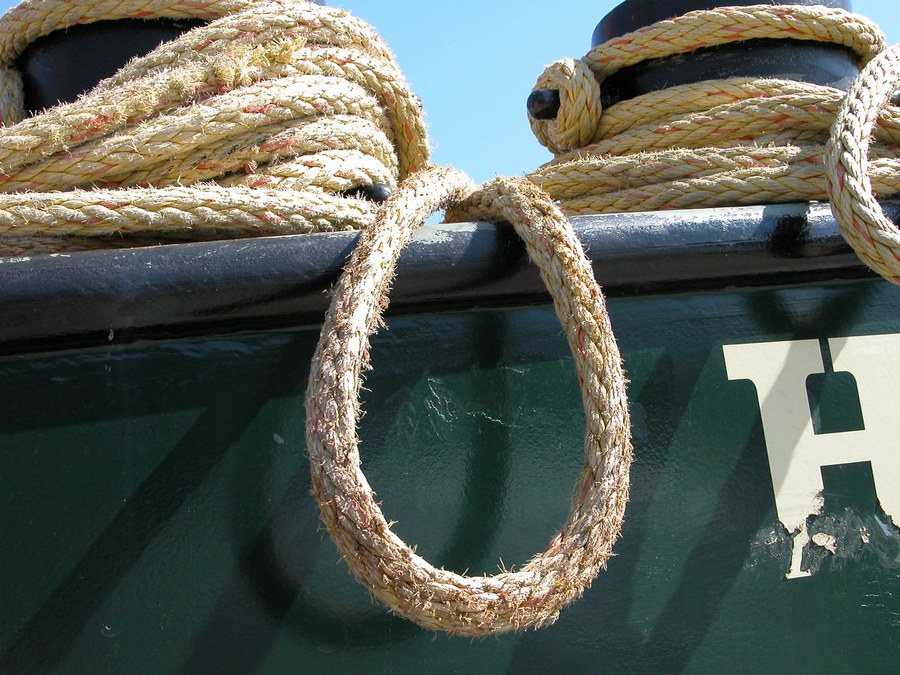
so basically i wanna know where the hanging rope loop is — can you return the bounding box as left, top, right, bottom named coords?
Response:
left=305, top=166, right=632, bottom=635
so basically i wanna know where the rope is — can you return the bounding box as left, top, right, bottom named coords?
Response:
left=7, top=0, right=899, bottom=637
left=305, top=165, right=632, bottom=635
left=827, top=46, right=900, bottom=282
left=524, top=4, right=900, bottom=285
left=0, top=0, right=429, bottom=255
left=0, top=0, right=634, bottom=635
left=528, top=5, right=884, bottom=155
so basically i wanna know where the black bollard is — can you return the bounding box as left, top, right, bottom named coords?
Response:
left=594, top=0, right=858, bottom=108
left=529, top=0, right=859, bottom=119
left=18, top=19, right=205, bottom=114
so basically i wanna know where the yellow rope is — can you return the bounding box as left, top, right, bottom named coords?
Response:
left=827, top=46, right=900, bottom=283
left=521, top=4, right=900, bottom=283
left=527, top=5, right=884, bottom=154
left=0, top=0, right=429, bottom=255
left=306, top=166, right=632, bottom=635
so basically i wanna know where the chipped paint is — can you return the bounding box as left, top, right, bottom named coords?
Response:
left=746, top=507, right=900, bottom=579
left=812, top=532, right=838, bottom=554
left=787, top=523, right=813, bottom=578
left=724, top=334, right=900, bottom=578
left=0, top=255, right=30, bottom=264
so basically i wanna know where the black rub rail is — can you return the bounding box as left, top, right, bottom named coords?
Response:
left=0, top=200, right=887, bottom=355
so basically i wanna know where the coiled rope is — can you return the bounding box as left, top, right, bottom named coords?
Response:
left=523, top=4, right=900, bottom=283
left=0, top=0, right=429, bottom=255
left=0, top=0, right=633, bottom=635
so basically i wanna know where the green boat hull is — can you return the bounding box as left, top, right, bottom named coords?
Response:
left=2, top=277, right=898, bottom=672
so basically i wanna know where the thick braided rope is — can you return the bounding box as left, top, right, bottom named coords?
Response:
left=826, top=45, right=900, bottom=282
left=305, top=165, right=632, bottom=635
left=0, top=0, right=429, bottom=255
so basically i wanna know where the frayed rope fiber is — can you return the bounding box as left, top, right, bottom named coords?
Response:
left=305, top=166, right=632, bottom=635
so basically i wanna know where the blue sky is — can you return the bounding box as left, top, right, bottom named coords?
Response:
left=0, top=0, right=896, bottom=185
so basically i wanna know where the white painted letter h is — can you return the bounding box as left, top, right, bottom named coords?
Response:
left=723, top=335, right=900, bottom=578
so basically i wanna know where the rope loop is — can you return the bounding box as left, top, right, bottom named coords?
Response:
left=305, top=166, right=632, bottom=635
left=826, top=44, right=900, bottom=283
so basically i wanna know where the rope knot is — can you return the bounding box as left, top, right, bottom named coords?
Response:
left=528, top=58, right=602, bottom=154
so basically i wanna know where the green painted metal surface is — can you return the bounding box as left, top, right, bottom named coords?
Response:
left=2, top=278, right=899, bottom=673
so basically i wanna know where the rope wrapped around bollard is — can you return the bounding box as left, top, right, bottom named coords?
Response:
left=0, top=0, right=429, bottom=255
left=523, top=4, right=900, bottom=284
left=305, top=166, right=633, bottom=635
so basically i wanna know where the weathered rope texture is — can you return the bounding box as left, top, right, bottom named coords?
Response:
left=525, top=4, right=900, bottom=283
left=306, top=166, right=632, bottom=635
left=0, top=0, right=428, bottom=255
left=827, top=46, right=900, bottom=282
